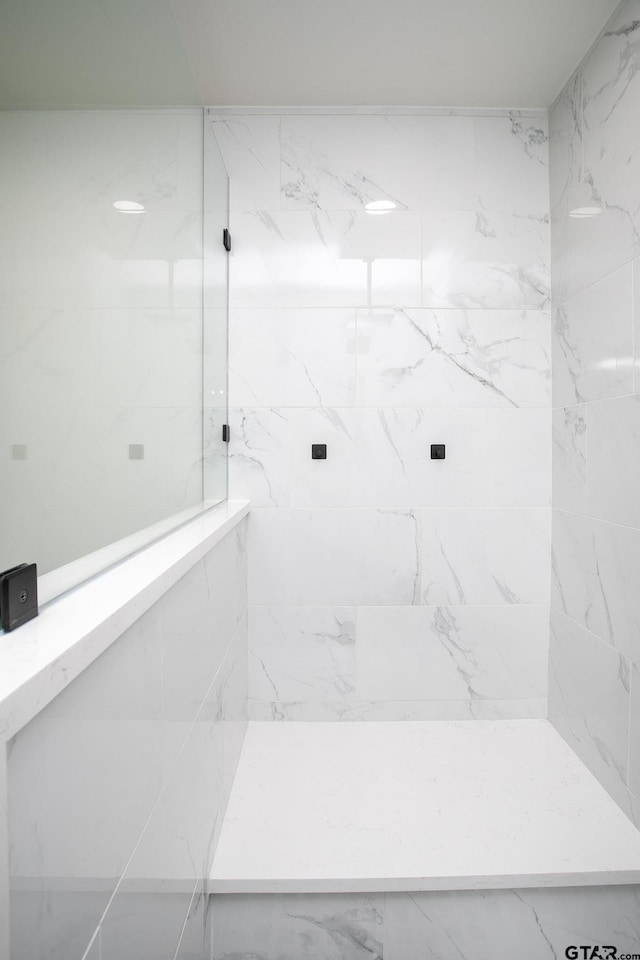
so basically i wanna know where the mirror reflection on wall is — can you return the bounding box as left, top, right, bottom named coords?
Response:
left=0, top=108, right=229, bottom=583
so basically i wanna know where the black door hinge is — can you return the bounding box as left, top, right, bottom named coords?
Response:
left=223, top=228, right=232, bottom=252
left=222, top=424, right=230, bottom=442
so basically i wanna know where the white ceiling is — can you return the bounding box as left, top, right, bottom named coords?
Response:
left=0, top=0, right=623, bottom=109
left=0, top=0, right=200, bottom=107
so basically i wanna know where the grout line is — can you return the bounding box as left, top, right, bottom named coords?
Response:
left=552, top=505, right=640, bottom=534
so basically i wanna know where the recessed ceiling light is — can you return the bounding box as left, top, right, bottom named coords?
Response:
left=113, top=200, right=145, bottom=213
left=365, top=200, right=396, bottom=215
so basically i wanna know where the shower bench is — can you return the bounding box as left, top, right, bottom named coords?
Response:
left=208, top=719, right=640, bottom=959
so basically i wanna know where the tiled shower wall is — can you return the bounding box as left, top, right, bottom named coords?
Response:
left=214, top=111, right=552, bottom=720
left=549, top=0, right=640, bottom=825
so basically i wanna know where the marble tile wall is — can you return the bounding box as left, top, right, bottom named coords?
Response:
left=6, top=519, right=247, bottom=960
left=210, top=887, right=640, bottom=960
left=549, top=0, right=640, bottom=825
left=213, top=110, right=552, bottom=720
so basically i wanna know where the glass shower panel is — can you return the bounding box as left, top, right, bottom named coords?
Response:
left=0, top=108, right=216, bottom=582
left=203, top=118, right=229, bottom=503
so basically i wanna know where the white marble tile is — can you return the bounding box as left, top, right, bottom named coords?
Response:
left=248, top=508, right=421, bottom=606
left=8, top=610, right=164, bottom=882
left=633, top=259, right=640, bottom=392
left=230, top=209, right=421, bottom=309
left=228, top=407, right=289, bottom=507
left=548, top=73, right=582, bottom=311
left=229, top=308, right=357, bottom=407
left=549, top=608, right=631, bottom=787
left=553, top=511, right=640, bottom=665
left=247, top=698, right=547, bottom=722
left=560, top=191, right=639, bottom=306
left=547, top=14, right=640, bottom=303
left=7, top=613, right=164, bottom=959
left=549, top=72, right=582, bottom=216
left=211, top=115, right=281, bottom=211
left=552, top=510, right=606, bottom=641
left=356, top=308, right=550, bottom=408
left=582, top=3, right=640, bottom=175
left=249, top=606, right=356, bottom=705
left=107, top=619, right=247, bottom=898
left=218, top=613, right=250, bottom=820
left=356, top=605, right=549, bottom=703
left=211, top=893, right=384, bottom=960
left=287, top=407, right=550, bottom=509
left=421, top=508, right=551, bottom=605
left=474, top=115, right=549, bottom=215
left=587, top=395, right=640, bottom=526
left=280, top=113, right=476, bottom=211
left=160, top=527, right=247, bottom=770
left=552, top=405, right=587, bottom=514
left=10, top=890, right=107, bottom=960
left=175, top=884, right=212, bottom=960
left=422, top=210, right=550, bottom=309
left=477, top=408, right=551, bottom=508
left=630, top=664, right=640, bottom=802
left=211, top=720, right=640, bottom=891
left=100, top=889, right=196, bottom=960
left=384, top=887, right=640, bottom=960
left=553, top=264, right=633, bottom=405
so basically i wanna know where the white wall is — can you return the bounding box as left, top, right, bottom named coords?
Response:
left=6, top=518, right=247, bottom=960
left=0, top=109, right=209, bottom=576
left=214, top=111, right=552, bottom=720
left=549, top=0, right=640, bottom=825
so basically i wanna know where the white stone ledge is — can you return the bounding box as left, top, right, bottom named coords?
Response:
left=0, top=500, right=250, bottom=741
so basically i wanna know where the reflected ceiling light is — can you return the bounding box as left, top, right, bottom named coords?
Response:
left=568, top=179, right=601, bottom=218
left=113, top=200, right=145, bottom=213
left=365, top=200, right=396, bottom=215
left=569, top=205, right=602, bottom=218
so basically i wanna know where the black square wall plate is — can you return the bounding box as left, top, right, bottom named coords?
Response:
left=0, top=563, right=38, bottom=632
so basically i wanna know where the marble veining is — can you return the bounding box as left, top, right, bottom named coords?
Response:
left=552, top=405, right=587, bottom=513
left=249, top=606, right=356, bottom=706
left=549, top=609, right=631, bottom=790
left=357, top=308, right=550, bottom=409
left=211, top=894, right=384, bottom=960
left=552, top=265, right=633, bottom=406
left=549, top=0, right=640, bottom=827
left=217, top=107, right=551, bottom=722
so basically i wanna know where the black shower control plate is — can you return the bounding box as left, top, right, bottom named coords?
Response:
left=222, top=424, right=230, bottom=442
left=431, top=444, right=446, bottom=460
left=312, top=444, right=327, bottom=460
left=0, top=563, right=38, bottom=632
left=223, top=228, right=232, bottom=252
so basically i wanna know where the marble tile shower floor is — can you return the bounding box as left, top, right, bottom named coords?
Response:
left=210, top=720, right=640, bottom=893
